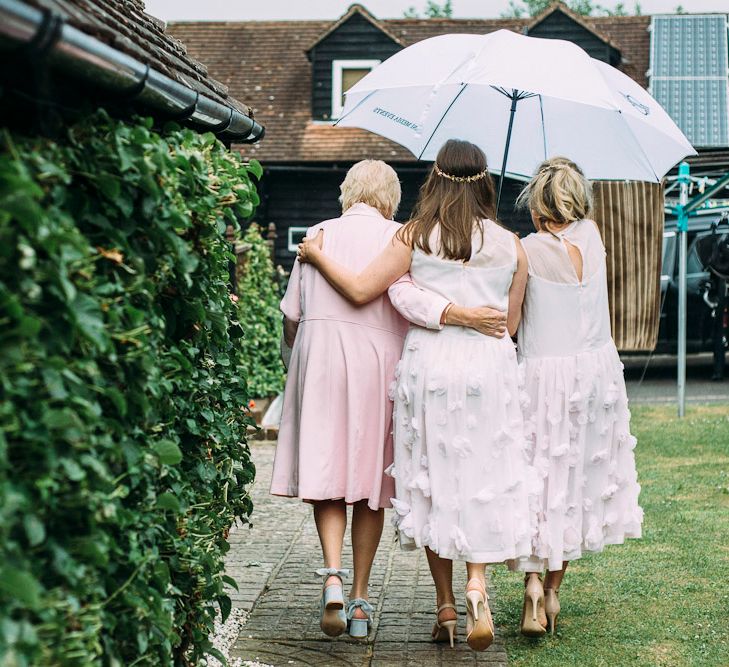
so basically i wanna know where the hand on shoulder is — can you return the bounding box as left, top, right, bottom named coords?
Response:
left=298, top=229, right=323, bottom=264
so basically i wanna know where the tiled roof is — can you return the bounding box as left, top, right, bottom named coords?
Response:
left=24, top=0, right=252, bottom=116
left=169, top=11, right=651, bottom=163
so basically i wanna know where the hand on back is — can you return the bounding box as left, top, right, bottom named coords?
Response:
left=469, top=306, right=508, bottom=338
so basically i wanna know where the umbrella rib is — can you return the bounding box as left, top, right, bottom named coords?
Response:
left=539, top=94, right=547, bottom=160
left=614, top=110, right=661, bottom=183
left=334, top=90, right=377, bottom=126
left=418, top=83, right=469, bottom=160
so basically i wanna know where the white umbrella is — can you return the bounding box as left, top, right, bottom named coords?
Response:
left=336, top=29, right=696, bottom=211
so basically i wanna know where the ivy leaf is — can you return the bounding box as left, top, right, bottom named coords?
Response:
left=23, top=516, right=46, bottom=547
left=97, top=174, right=121, bottom=201
left=72, top=293, right=107, bottom=349
left=246, top=159, right=263, bottom=180
left=152, top=439, right=183, bottom=465
left=218, top=595, right=232, bottom=624
left=221, top=575, right=239, bottom=592
left=0, top=568, right=42, bottom=608
left=156, top=493, right=181, bottom=513
left=206, top=647, right=228, bottom=664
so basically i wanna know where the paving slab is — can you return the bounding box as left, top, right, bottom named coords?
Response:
left=225, top=442, right=508, bottom=667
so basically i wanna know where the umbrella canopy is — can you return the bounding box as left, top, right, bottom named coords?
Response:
left=337, top=29, right=696, bottom=184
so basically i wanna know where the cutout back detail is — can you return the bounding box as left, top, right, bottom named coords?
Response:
left=562, top=237, right=584, bottom=283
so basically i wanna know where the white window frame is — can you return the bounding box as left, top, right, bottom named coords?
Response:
left=288, top=226, right=310, bottom=253
left=331, top=59, right=380, bottom=120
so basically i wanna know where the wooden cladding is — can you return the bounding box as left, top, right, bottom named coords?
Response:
left=310, top=13, right=401, bottom=121
left=593, top=181, right=664, bottom=352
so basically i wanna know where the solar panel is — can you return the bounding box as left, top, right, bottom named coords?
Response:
left=650, top=14, right=729, bottom=148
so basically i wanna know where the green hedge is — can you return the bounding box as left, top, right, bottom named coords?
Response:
left=0, top=110, right=259, bottom=666
left=237, top=224, right=285, bottom=398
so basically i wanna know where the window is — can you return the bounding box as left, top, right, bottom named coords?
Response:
left=331, top=59, right=380, bottom=119
left=288, top=227, right=309, bottom=253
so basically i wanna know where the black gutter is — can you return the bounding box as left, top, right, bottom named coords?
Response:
left=0, top=0, right=264, bottom=143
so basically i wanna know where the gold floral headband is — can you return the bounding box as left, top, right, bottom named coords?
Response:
left=434, top=163, right=488, bottom=183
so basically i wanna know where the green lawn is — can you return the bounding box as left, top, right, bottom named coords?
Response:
left=491, top=404, right=729, bottom=667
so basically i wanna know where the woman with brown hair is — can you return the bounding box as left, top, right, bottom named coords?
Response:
left=297, top=139, right=536, bottom=651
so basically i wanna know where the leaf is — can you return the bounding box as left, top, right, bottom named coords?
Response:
left=97, top=246, right=124, bottom=264
left=23, top=515, right=45, bottom=547
left=218, top=595, right=232, bottom=624
left=246, top=159, right=263, bottom=180
left=97, top=174, right=121, bottom=201
left=156, top=493, right=181, bottom=513
left=152, top=439, right=182, bottom=465
left=0, top=568, right=42, bottom=608
left=221, top=574, right=239, bottom=592
left=71, top=293, right=107, bottom=349
left=60, top=458, right=86, bottom=481
left=206, top=646, right=228, bottom=664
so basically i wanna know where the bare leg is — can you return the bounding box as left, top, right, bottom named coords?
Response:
left=426, top=548, right=456, bottom=622
left=313, top=499, right=347, bottom=588
left=465, top=562, right=493, bottom=650
left=466, top=562, right=487, bottom=589
left=544, top=561, right=569, bottom=590
left=543, top=561, right=566, bottom=635
left=350, top=501, right=384, bottom=619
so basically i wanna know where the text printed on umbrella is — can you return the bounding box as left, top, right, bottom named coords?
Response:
left=372, top=107, right=421, bottom=132
left=620, top=93, right=650, bottom=116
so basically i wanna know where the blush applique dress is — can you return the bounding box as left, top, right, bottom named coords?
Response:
left=389, top=220, right=536, bottom=563
left=515, top=219, right=643, bottom=572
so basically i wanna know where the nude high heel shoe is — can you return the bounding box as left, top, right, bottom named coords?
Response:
left=521, top=574, right=547, bottom=637
left=431, top=603, right=457, bottom=648
left=544, top=588, right=560, bottom=635
left=316, top=567, right=349, bottom=637
left=464, top=579, right=494, bottom=651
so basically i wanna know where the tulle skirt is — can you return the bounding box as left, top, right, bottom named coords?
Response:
left=513, top=340, right=643, bottom=572
left=390, top=326, right=537, bottom=563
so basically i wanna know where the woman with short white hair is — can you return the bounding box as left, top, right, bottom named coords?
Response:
left=272, top=160, right=438, bottom=638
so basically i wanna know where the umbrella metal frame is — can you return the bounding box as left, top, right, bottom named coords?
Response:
left=491, top=87, right=537, bottom=217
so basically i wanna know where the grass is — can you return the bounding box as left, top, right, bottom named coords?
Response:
left=491, top=404, right=729, bottom=667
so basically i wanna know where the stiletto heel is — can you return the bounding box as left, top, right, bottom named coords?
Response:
left=520, top=574, right=547, bottom=637
left=464, top=579, right=494, bottom=652
left=315, top=567, right=349, bottom=637
left=466, top=590, right=482, bottom=622
left=432, top=603, right=457, bottom=648
left=544, top=588, right=560, bottom=636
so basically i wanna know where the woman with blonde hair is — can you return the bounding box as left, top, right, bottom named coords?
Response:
left=512, top=157, right=643, bottom=635
left=298, top=139, right=536, bottom=651
left=272, top=160, right=407, bottom=639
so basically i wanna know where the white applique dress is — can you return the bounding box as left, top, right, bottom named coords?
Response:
left=516, top=219, right=643, bottom=573
left=390, top=220, right=536, bottom=564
